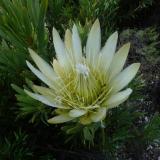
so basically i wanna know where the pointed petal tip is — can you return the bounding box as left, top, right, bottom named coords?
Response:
left=47, top=114, right=74, bottom=124
left=114, top=31, right=118, bottom=37
left=47, top=118, right=55, bottom=124
left=28, top=48, right=32, bottom=52
left=95, top=18, right=100, bottom=22
left=91, top=19, right=100, bottom=32
left=107, top=31, right=118, bottom=44
left=133, top=63, right=141, bottom=70
left=26, top=60, right=32, bottom=69
left=72, top=24, right=78, bottom=32
left=52, top=27, right=58, bottom=38
left=123, top=42, right=131, bottom=49
left=65, top=29, right=71, bottom=35
left=126, top=88, right=133, bottom=94
left=109, top=31, right=118, bottom=40
left=136, top=62, right=141, bottom=66
left=52, top=27, right=59, bottom=37
left=117, top=42, right=131, bottom=54
left=28, top=48, right=34, bottom=55
left=94, top=18, right=100, bottom=26
left=26, top=60, right=29, bottom=65
left=52, top=27, right=56, bottom=32
left=126, top=42, right=131, bottom=46
left=28, top=48, right=37, bottom=59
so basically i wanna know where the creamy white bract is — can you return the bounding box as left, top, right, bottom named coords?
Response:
left=25, top=19, right=140, bottom=125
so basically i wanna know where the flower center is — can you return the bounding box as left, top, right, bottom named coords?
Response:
left=76, top=63, right=89, bottom=77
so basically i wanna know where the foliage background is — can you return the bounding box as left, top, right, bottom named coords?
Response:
left=0, top=0, right=160, bottom=159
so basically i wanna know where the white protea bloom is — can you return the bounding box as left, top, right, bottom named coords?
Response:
left=25, top=19, right=140, bottom=125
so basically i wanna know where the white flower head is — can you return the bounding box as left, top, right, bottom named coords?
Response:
left=25, top=19, right=140, bottom=125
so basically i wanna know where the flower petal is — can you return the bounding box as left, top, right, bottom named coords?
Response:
left=65, top=29, right=74, bottom=57
left=26, top=61, right=54, bottom=87
left=24, top=89, right=56, bottom=108
left=90, top=107, right=107, bottom=122
left=72, top=24, right=82, bottom=62
left=33, top=85, right=55, bottom=97
left=86, top=19, right=101, bottom=66
left=52, top=27, right=68, bottom=66
left=64, top=29, right=76, bottom=70
left=28, top=48, right=57, bottom=82
left=111, top=63, right=140, bottom=93
left=69, top=109, right=87, bottom=117
left=106, top=88, right=132, bottom=109
left=47, top=114, right=74, bottom=124
left=110, top=43, right=130, bottom=79
left=53, top=59, right=65, bottom=78
left=99, top=31, right=118, bottom=71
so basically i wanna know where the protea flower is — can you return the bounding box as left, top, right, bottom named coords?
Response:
left=25, top=19, right=140, bottom=125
